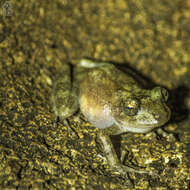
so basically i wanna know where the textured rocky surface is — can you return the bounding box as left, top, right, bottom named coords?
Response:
left=0, top=0, right=189, bottom=189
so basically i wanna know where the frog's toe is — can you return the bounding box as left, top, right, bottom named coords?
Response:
left=156, top=128, right=176, bottom=142
left=63, top=119, right=79, bottom=138
left=112, top=164, right=158, bottom=177
left=120, top=149, right=128, bottom=164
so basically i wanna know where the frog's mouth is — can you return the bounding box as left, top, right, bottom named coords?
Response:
left=113, top=109, right=171, bottom=134
left=126, top=126, right=155, bottom=133
left=114, top=120, right=157, bottom=134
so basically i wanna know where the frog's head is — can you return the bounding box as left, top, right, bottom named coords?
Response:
left=111, top=87, right=171, bottom=133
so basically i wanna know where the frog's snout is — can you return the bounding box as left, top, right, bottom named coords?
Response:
left=151, top=105, right=171, bottom=126
left=151, top=87, right=169, bottom=102
left=152, top=111, right=168, bottom=122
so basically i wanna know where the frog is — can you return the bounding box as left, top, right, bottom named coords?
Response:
left=52, top=58, right=171, bottom=176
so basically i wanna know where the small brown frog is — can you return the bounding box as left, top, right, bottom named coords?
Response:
left=52, top=58, right=171, bottom=176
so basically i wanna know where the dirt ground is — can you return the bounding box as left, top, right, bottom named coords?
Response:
left=0, top=0, right=189, bottom=189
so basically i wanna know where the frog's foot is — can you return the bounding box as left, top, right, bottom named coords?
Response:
left=53, top=115, right=78, bottom=138
left=156, top=128, right=176, bottom=141
left=120, top=149, right=127, bottom=164
left=63, top=118, right=79, bottom=138
left=112, top=164, right=158, bottom=177
left=119, top=150, right=159, bottom=177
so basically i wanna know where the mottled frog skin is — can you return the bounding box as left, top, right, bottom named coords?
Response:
left=52, top=58, right=171, bottom=176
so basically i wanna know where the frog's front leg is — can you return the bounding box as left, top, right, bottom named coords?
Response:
left=52, top=63, right=79, bottom=134
left=98, top=126, right=157, bottom=176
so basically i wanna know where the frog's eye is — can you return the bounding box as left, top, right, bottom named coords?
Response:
left=151, top=87, right=169, bottom=102
left=122, top=98, right=139, bottom=116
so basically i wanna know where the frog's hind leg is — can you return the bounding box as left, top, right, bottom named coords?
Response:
left=52, top=63, right=79, bottom=135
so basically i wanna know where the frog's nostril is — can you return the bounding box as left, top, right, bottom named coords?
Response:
left=160, top=87, right=169, bottom=101
left=151, top=87, right=163, bottom=100
left=151, top=87, right=169, bottom=102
